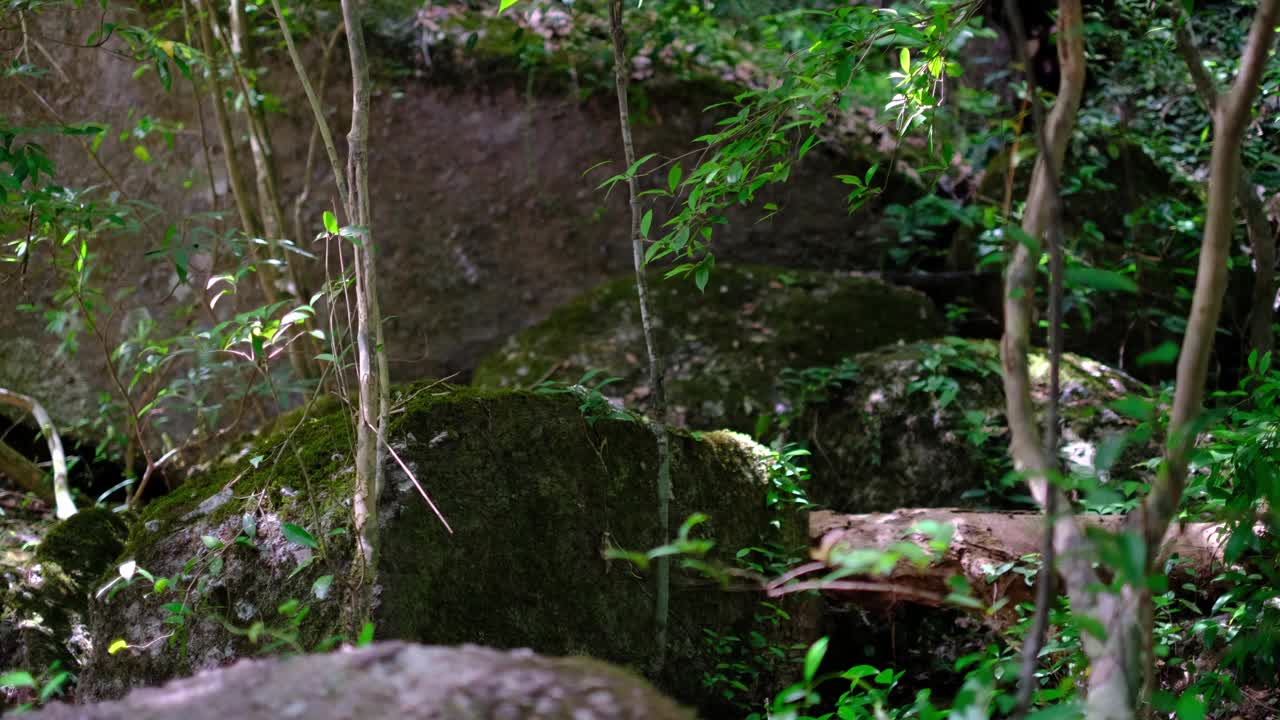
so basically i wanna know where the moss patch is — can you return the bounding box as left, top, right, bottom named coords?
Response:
left=36, top=508, right=128, bottom=588
left=473, top=264, right=944, bottom=433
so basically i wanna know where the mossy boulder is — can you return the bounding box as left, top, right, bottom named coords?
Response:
left=783, top=338, right=1153, bottom=512
left=2, top=508, right=128, bottom=709
left=77, top=386, right=808, bottom=715
left=472, top=264, right=945, bottom=433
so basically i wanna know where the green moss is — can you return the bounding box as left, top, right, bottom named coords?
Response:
left=473, top=263, right=944, bottom=432
left=36, top=507, right=128, bottom=589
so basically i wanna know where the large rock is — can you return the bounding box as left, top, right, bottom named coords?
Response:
left=31, top=641, right=693, bottom=720
left=780, top=337, right=1152, bottom=512
left=77, top=386, right=807, bottom=714
left=473, top=264, right=944, bottom=432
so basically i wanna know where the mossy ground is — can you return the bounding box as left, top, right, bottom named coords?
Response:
left=473, top=263, right=944, bottom=432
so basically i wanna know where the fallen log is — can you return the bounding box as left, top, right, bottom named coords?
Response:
left=790, top=508, right=1231, bottom=624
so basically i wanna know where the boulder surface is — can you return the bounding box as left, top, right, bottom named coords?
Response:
left=473, top=264, right=944, bottom=432
left=31, top=641, right=694, bottom=720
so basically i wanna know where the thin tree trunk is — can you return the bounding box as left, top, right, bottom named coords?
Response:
left=1173, top=17, right=1277, bottom=358
left=219, top=3, right=316, bottom=380
left=0, top=388, right=75, bottom=519
left=339, top=0, right=389, bottom=633
left=999, top=0, right=1097, bottom=609
left=608, top=0, right=673, bottom=671
left=191, top=0, right=279, bottom=309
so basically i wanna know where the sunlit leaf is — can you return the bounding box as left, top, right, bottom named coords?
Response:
left=282, top=523, right=319, bottom=549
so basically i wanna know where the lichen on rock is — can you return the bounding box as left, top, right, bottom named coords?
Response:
left=472, top=264, right=945, bottom=433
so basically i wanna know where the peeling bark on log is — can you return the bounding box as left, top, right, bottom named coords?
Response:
left=806, top=509, right=1230, bottom=624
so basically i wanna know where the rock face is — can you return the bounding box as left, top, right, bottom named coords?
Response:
left=472, top=264, right=945, bottom=433
left=77, top=386, right=807, bottom=714
left=2, top=508, right=128, bottom=709
left=30, top=641, right=694, bottom=720
left=780, top=338, right=1152, bottom=512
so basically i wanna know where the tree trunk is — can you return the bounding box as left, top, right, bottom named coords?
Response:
left=608, top=0, right=674, bottom=671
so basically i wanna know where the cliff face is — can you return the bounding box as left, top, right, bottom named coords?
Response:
left=0, top=6, right=908, bottom=428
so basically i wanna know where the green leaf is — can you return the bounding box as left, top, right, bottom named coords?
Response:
left=322, top=210, right=338, bottom=234
left=312, top=574, right=334, bottom=600
left=900, top=47, right=911, bottom=73
left=1065, top=267, right=1138, bottom=293
left=0, top=671, right=36, bottom=688
left=803, top=637, right=829, bottom=684
left=1137, top=341, right=1179, bottom=367
left=1175, top=693, right=1206, bottom=720
left=499, top=0, right=520, bottom=11
left=282, top=522, right=319, bottom=549
left=201, top=534, right=224, bottom=550
left=667, top=163, right=682, bottom=193
left=640, top=210, right=653, bottom=239
left=357, top=621, right=375, bottom=646
left=133, top=144, right=151, bottom=163
left=108, top=639, right=129, bottom=655
left=1110, top=395, right=1154, bottom=420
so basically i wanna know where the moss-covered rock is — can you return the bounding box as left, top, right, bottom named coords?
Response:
left=781, top=337, right=1153, bottom=512
left=472, top=264, right=945, bottom=433
left=2, top=507, right=127, bottom=709
left=77, top=386, right=809, bottom=716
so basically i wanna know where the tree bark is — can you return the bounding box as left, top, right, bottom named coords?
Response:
left=806, top=509, right=1231, bottom=622
left=339, top=0, right=389, bottom=634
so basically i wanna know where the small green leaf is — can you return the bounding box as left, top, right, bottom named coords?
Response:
left=153, top=577, right=171, bottom=593
left=323, top=210, right=339, bottom=234
left=1065, top=267, right=1138, bottom=293
left=640, top=210, right=653, bottom=239
left=0, top=671, right=36, bottom=688
left=108, top=639, right=129, bottom=655
left=900, top=47, right=911, bottom=73
left=667, top=164, right=682, bottom=193
left=803, top=637, right=829, bottom=684
left=1175, top=693, right=1206, bottom=720
left=312, top=574, right=334, bottom=600
left=499, top=0, right=520, bottom=10
left=133, top=145, right=152, bottom=163
left=200, top=535, right=224, bottom=550
left=357, top=621, right=375, bottom=646
left=282, top=523, right=319, bottom=549
left=1137, top=341, right=1179, bottom=367
left=242, top=513, right=257, bottom=538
